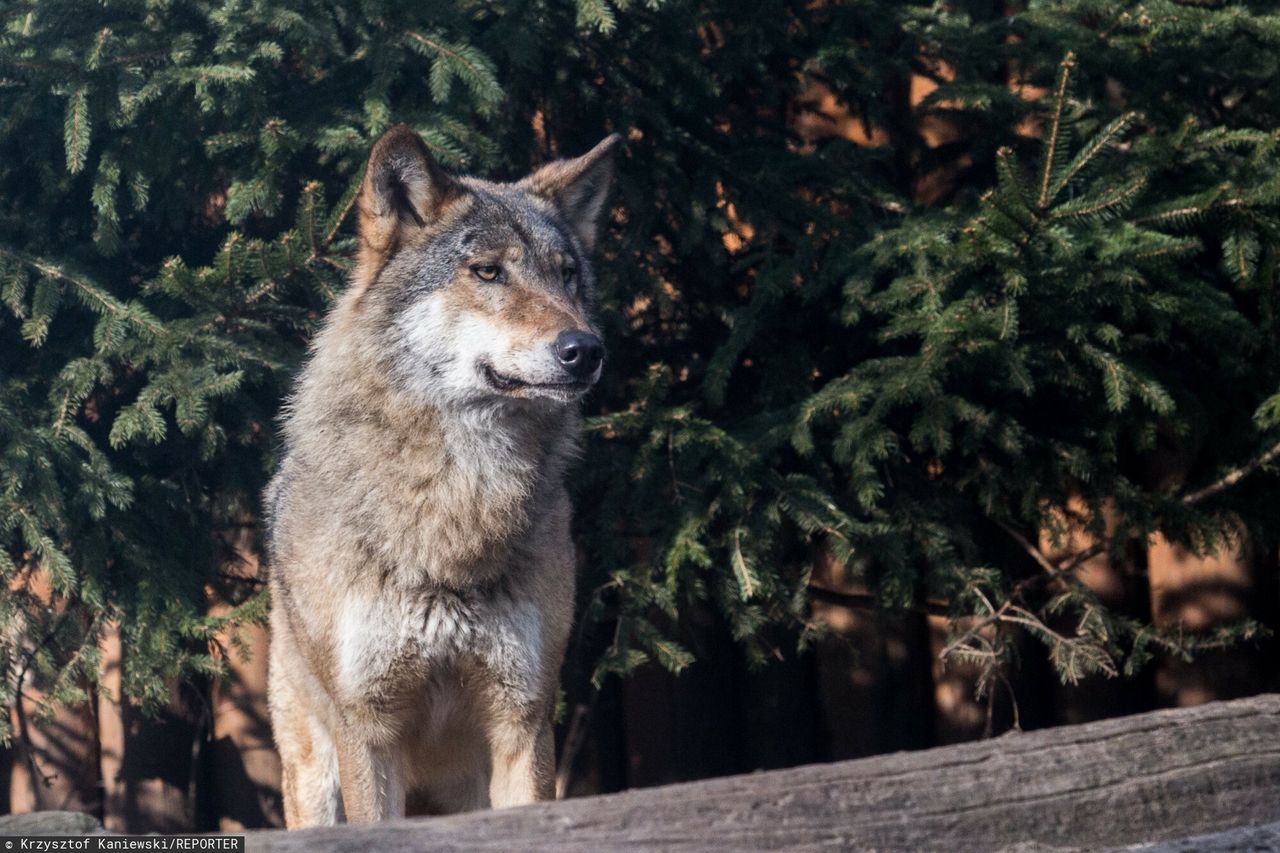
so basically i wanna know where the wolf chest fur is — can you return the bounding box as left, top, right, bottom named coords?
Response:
left=265, top=125, right=620, bottom=827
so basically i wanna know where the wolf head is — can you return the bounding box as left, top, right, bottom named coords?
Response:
left=351, top=125, right=620, bottom=407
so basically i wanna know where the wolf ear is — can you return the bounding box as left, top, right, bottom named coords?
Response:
left=520, top=134, right=622, bottom=252
left=357, top=125, right=461, bottom=272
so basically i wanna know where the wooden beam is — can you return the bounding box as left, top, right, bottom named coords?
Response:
left=243, top=694, right=1280, bottom=851
left=1140, top=819, right=1280, bottom=852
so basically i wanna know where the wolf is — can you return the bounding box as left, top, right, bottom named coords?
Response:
left=264, top=124, right=619, bottom=828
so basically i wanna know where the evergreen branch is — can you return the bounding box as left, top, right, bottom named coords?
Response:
left=0, top=247, right=165, bottom=338
left=806, top=584, right=951, bottom=617
left=322, top=186, right=359, bottom=250
left=1058, top=543, right=1107, bottom=575
left=1001, top=606, right=1069, bottom=645
left=996, top=520, right=1105, bottom=583
left=1002, top=609, right=1118, bottom=679
left=1048, top=112, right=1138, bottom=201
left=1129, top=238, right=1201, bottom=262
left=1135, top=206, right=1209, bottom=225
left=995, top=436, right=1280, bottom=595
left=63, top=86, right=91, bottom=175
left=406, top=32, right=479, bottom=80
left=52, top=390, right=74, bottom=437
left=1134, top=197, right=1245, bottom=226
left=405, top=31, right=502, bottom=114
left=994, top=146, right=1034, bottom=216
left=939, top=597, right=1009, bottom=662
left=43, top=612, right=103, bottom=703
left=1037, top=53, right=1075, bottom=210
left=1180, top=437, right=1280, bottom=505
left=1048, top=175, right=1148, bottom=222
left=994, top=519, right=1061, bottom=577
left=577, top=0, right=619, bottom=32
left=731, top=526, right=756, bottom=600
left=242, top=274, right=288, bottom=306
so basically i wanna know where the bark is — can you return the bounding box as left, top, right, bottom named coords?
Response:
left=237, top=693, right=1280, bottom=852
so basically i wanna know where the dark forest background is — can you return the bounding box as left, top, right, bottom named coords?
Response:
left=2, top=0, right=1279, bottom=830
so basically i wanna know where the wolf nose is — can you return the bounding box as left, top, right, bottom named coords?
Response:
left=555, top=330, right=604, bottom=379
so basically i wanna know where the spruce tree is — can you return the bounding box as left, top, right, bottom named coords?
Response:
left=1, top=0, right=1278, bottom=741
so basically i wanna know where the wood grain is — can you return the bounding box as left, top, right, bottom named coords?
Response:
left=243, top=693, right=1280, bottom=852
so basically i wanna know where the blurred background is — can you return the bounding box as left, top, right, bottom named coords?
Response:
left=2, top=0, right=1278, bottom=832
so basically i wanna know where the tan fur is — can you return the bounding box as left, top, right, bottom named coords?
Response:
left=267, top=126, right=618, bottom=827
left=353, top=128, right=465, bottom=297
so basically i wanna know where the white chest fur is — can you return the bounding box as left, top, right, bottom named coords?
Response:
left=333, top=579, right=546, bottom=711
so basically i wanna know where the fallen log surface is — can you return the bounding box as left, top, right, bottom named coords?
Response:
left=245, top=693, right=1280, bottom=852
left=3, top=695, right=1277, bottom=850
left=1133, top=817, right=1280, bottom=851
left=0, top=811, right=103, bottom=835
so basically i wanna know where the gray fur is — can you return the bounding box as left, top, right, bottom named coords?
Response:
left=265, top=125, right=620, bottom=827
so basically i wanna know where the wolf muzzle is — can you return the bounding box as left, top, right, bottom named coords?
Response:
left=554, top=329, right=604, bottom=380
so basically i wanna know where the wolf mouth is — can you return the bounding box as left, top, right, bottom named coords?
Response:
left=480, top=362, right=592, bottom=394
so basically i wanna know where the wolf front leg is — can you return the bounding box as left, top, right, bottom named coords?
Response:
left=335, top=724, right=406, bottom=823
left=273, top=705, right=344, bottom=828
left=268, top=612, right=345, bottom=828
left=486, top=711, right=556, bottom=808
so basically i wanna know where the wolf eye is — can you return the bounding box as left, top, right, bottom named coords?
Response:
left=472, top=264, right=502, bottom=282
left=562, top=265, right=577, bottom=287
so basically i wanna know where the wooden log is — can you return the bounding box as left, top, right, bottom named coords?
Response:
left=241, top=693, right=1280, bottom=852
left=1138, top=818, right=1280, bottom=851
left=0, top=810, right=103, bottom=835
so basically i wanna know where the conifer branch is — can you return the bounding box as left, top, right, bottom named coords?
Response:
left=406, top=32, right=482, bottom=80
left=1048, top=175, right=1148, bottom=222
left=1037, top=53, right=1075, bottom=210
left=0, top=247, right=165, bottom=338
left=994, top=436, right=1280, bottom=597
left=1047, top=111, right=1137, bottom=201
left=995, top=519, right=1059, bottom=577
left=4, top=0, right=1280, bottom=741
left=731, top=527, right=756, bottom=599
left=321, top=186, right=359, bottom=250
left=52, top=391, right=73, bottom=437
left=1133, top=197, right=1244, bottom=226
left=939, top=589, right=1008, bottom=662
left=1180, top=438, right=1280, bottom=505
left=1057, top=543, right=1107, bottom=574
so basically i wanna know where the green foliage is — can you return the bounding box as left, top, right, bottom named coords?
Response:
left=1, top=0, right=1278, bottom=736
left=568, top=3, right=1280, bottom=691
